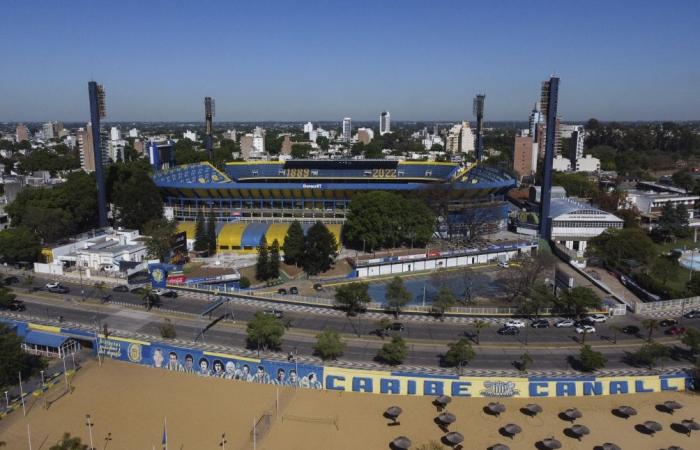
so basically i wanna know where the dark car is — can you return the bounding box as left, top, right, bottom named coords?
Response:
left=277, top=288, right=287, bottom=295
left=666, top=326, right=686, bottom=336
left=684, top=310, right=700, bottom=319
left=1, top=300, right=26, bottom=311
left=660, top=319, right=678, bottom=327
left=263, top=309, right=283, bottom=319
left=531, top=319, right=550, bottom=328
left=575, top=318, right=595, bottom=327
left=48, top=285, right=69, bottom=294
left=621, top=325, right=640, bottom=334
left=2, top=276, right=20, bottom=285
left=113, top=285, right=129, bottom=292
left=313, top=283, right=324, bottom=291
left=289, top=286, right=299, bottom=295
left=497, top=326, right=520, bottom=335
left=386, top=322, right=405, bottom=332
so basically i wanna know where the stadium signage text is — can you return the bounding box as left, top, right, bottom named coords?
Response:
left=302, top=183, right=322, bottom=189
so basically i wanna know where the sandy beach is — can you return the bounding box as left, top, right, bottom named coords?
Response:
left=1, top=358, right=698, bottom=450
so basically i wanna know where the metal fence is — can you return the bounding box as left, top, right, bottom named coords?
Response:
left=633, top=296, right=700, bottom=315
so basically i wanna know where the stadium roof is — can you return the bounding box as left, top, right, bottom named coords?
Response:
left=23, top=330, right=70, bottom=348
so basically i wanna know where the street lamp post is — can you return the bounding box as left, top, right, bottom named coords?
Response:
left=4, top=390, right=8, bottom=409
left=40, top=370, right=45, bottom=387
left=85, top=414, right=95, bottom=450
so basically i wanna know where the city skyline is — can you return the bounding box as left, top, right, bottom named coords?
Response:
left=1, top=0, right=699, bottom=122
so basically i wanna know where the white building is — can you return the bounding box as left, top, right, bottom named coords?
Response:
left=380, top=111, right=391, bottom=135
left=446, top=121, right=474, bottom=154
left=549, top=198, right=624, bottom=257
left=461, top=124, right=475, bottom=154
left=128, top=128, right=140, bottom=138
left=528, top=103, right=544, bottom=140
left=253, top=126, right=265, bottom=153
left=42, top=122, right=55, bottom=140
left=624, top=184, right=699, bottom=219
left=560, top=124, right=585, bottom=164
left=342, top=118, right=352, bottom=142
left=183, top=130, right=198, bottom=141
left=225, top=129, right=237, bottom=141
left=552, top=154, right=572, bottom=172
left=575, top=154, right=600, bottom=173
left=303, top=122, right=314, bottom=134
left=110, top=126, right=121, bottom=141
left=422, top=134, right=444, bottom=150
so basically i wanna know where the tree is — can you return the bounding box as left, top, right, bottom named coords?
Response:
left=291, top=143, right=312, bottom=159
left=633, top=342, right=670, bottom=369
left=553, top=287, right=602, bottom=317
left=0, top=324, right=46, bottom=389
left=649, top=257, right=678, bottom=286
left=444, top=338, right=475, bottom=372
left=246, top=312, right=285, bottom=354
left=385, top=276, right=411, bottom=317
left=143, top=218, right=177, bottom=261
left=578, top=345, right=607, bottom=372
left=49, top=433, right=88, bottom=450
left=0, top=227, right=41, bottom=262
left=193, top=210, right=208, bottom=253
left=502, top=253, right=556, bottom=303
left=0, top=286, right=17, bottom=309
left=334, top=282, right=371, bottom=317
left=313, top=328, right=346, bottom=361
left=239, top=276, right=251, bottom=289
left=256, top=236, right=270, bottom=281
left=431, top=287, right=456, bottom=319
left=641, top=319, right=659, bottom=342
left=206, top=208, right=217, bottom=255
left=282, top=220, right=305, bottom=265
left=518, top=352, right=534, bottom=373
left=609, top=324, right=624, bottom=344
left=518, top=283, right=557, bottom=317
left=587, top=227, right=656, bottom=268
left=316, top=136, right=330, bottom=151
left=159, top=319, right=177, bottom=339
left=377, top=335, right=408, bottom=365
left=681, top=327, right=700, bottom=355
left=111, top=166, right=163, bottom=230
left=268, top=239, right=281, bottom=279
left=672, top=169, right=695, bottom=192
left=301, top=222, right=337, bottom=276
left=472, top=320, right=490, bottom=345
left=142, top=285, right=161, bottom=311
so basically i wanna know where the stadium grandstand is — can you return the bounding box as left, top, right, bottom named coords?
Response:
left=152, top=159, right=515, bottom=252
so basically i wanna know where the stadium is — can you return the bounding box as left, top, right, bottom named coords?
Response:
left=152, top=159, right=516, bottom=252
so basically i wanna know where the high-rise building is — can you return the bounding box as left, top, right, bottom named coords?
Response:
left=528, top=103, right=544, bottom=142
left=110, top=126, right=121, bottom=141
left=357, top=127, right=374, bottom=144
left=538, top=83, right=561, bottom=156
left=225, top=129, right=237, bottom=142
left=342, top=118, right=352, bottom=142
left=303, top=122, right=314, bottom=134
left=253, top=127, right=265, bottom=153
left=539, top=76, right=560, bottom=239
left=446, top=121, right=474, bottom=154
left=513, top=135, right=537, bottom=180
left=559, top=124, right=585, bottom=167
left=379, top=111, right=391, bottom=135
left=15, top=124, right=29, bottom=142
left=77, top=127, right=95, bottom=172
left=42, top=122, right=55, bottom=140
left=128, top=128, right=140, bottom=138
left=183, top=130, right=198, bottom=141
left=240, top=134, right=254, bottom=159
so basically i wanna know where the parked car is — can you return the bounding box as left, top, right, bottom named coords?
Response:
left=666, top=326, right=686, bottom=336
left=497, top=261, right=509, bottom=268
left=48, top=285, right=69, bottom=294
left=155, top=289, right=178, bottom=298
left=504, top=319, right=525, bottom=328
left=313, top=283, right=324, bottom=291
left=587, top=270, right=601, bottom=280
left=386, top=322, right=405, bottom=332
left=575, top=318, right=595, bottom=327
left=112, top=285, right=129, bottom=292
left=497, top=326, right=520, bottom=335
left=531, top=319, right=550, bottom=328
left=277, top=288, right=287, bottom=295
left=684, top=310, right=700, bottom=319
left=587, top=314, right=607, bottom=323
left=45, top=281, right=61, bottom=289
left=1, top=300, right=26, bottom=311
left=659, top=319, right=678, bottom=327
left=289, top=287, right=299, bottom=295
left=555, top=319, right=575, bottom=328
left=575, top=325, right=596, bottom=334
left=263, top=309, right=283, bottom=319
left=621, top=325, right=640, bottom=334
left=2, top=276, right=19, bottom=285
left=130, top=287, right=147, bottom=295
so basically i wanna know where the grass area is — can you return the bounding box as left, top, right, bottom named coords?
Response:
left=654, top=236, right=699, bottom=254
left=183, top=262, right=203, bottom=274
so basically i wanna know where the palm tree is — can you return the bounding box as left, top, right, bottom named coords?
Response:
left=49, top=433, right=87, bottom=450
left=609, top=324, right=623, bottom=344
left=472, top=320, right=490, bottom=345
left=142, top=285, right=160, bottom=311
left=642, top=319, right=659, bottom=343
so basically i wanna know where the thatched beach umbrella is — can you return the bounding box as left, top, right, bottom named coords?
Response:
left=667, top=446, right=683, bottom=450
left=524, top=403, right=543, bottom=416
left=570, top=424, right=590, bottom=440
left=435, top=395, right=452, bottom=407
left=437, top=412, right=457, bottom=426
left=563, top=408, right=582, bottom=422
left=443, top=431, right=464, bottom=446
left=601, top=443, right=621, bottom=450
left=617, top=406, right=637, bottom=418
left=392, top=436, right=412, bottom=449
left=490, top=444, right=510, bottom=450
left=385, top=406, right=403, bottom=423
left=503, top=424, right=522, bottom=439
left=681, top=418, right=700, bottom=435
left=541, top=437, right=562, bottom=449
left=643, top=420, right=663, bottom=435
left=663, top=400, right=683, bottom=413
left=487, top=402, right=506, bottom=416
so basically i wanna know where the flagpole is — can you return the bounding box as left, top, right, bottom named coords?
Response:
left=18, top=371, right=26, bottom=416
left=27, top=423, right=33, bottom=450
left=164, top=417, right=168, bottom=450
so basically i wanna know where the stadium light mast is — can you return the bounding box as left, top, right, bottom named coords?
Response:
left=205, top=96, right=215, bottom=160
left=88, top=81, right=108, bottom=228
left=473, top=94, right=485, bottom=161
left=539, top=76, right=560, bottom=239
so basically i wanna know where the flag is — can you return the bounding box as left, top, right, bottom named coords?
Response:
left=161, top=417, right=168, bottom=450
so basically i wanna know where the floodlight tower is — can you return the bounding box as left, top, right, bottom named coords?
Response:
left=88, top=81, right=108, bottom=228
left=539, top=76, right=560, bottom=239
left=473, top=94, right=485, bottom=161
left=205, top=96, right=215, bottom=159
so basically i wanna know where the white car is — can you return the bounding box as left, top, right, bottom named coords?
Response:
left=587, top=314, right=607, bottom=323
left=45, top=281, right=61, bottom=289
left=555, top=319, right=575, bottom=328
left=497, top=261, right=509, bottom=268
left=504, top=319, right=525, bottom=328
left=575, top=325, right=596, bottom=334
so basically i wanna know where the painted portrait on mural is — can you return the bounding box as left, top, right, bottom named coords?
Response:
left=166, top=351, right=184, bottom=372
left=224, top=361, right=237, bottom=379
left=212, top=360, right=225, bottom=377
left=153, top=348, right=164, bottom=368
left=198, top=358, right=210, bottom=376
left=253, top=365, right=270, bottom=384
left=273, top=368, right=286, bottom=385
left=183, top=354, right=195, bottom=373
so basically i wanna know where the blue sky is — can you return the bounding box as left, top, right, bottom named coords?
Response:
left=1, top=0, right=699, bottom=122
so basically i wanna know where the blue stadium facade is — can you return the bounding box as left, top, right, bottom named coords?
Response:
left=152, top=159, right=515, bottom=248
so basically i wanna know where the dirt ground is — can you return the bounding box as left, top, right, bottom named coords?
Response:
left=1, top=359, right=699, bottom=450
